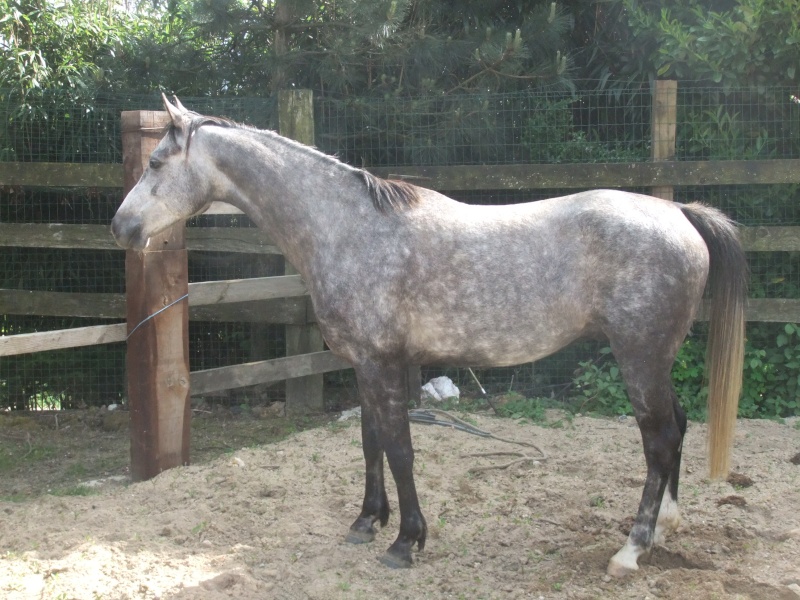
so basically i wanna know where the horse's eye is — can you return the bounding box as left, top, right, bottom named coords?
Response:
left=149, top=157, right=162, bottom=170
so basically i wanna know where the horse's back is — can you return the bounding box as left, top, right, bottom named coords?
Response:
left=397, top=189, right=710, bottom=366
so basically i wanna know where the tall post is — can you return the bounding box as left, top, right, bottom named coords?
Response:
left=278, top=90, right=326, bottom=414
left=650, top=80, right=678, bottom=200
left=121, top=110, right=191, bottom=481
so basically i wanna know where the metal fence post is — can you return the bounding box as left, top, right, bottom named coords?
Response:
left=121, top=110, right=191, bottom=481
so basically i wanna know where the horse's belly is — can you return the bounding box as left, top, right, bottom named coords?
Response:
left=406, top=318, right=590, bottom=367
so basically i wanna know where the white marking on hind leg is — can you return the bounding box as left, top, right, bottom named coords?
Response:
left=607, top=536, right=646, bottom=578
left=654, top=489, right=680, bottom=545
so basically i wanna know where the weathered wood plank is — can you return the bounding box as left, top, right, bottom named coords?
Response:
left=191, top=351, right=351, bottom=395
left=738, top=226, right=800, bottom=252
left=2, top=222, right=796, bottom=253
left=2, top=158, right=799, bottom=193
left=651, top=80, right=677, bottom=201
left=0, top=162, right=122, bottom=188
left=1, top=297, right=798, bottom=357
left=0, top=223, right=280, bottom=254
left=186, top=228, right=279, bottom=253
left=189, top=275, right=307, bottom=306
left=0, top=323, right=126, bottom=356
left=188, top=298, right=310, bottom=324
left=0, top=223, right=121, bottom=250
left=694, top=298, right=800, bottom=322
left=745, top=298, right=800, bottom=323
left=122, top=109, right=190, bottom=481
left=0, top=289, right=126, bottom=319
left=0, top=288, right=311, bottom=324
left=368, top=159, right=800, bottom=191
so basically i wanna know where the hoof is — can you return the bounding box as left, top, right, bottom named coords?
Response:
left=347, top=515, right=381, bottom=544
left=345, top=528, right=376, bottom=545
left=606, top=558, right=639, bottom=578
left=607, top=548, right=641, bottom=578
left=379, top=550, right=412, bottom=569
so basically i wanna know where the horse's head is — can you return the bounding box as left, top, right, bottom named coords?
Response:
left=111, top=95, right=216, bottom=250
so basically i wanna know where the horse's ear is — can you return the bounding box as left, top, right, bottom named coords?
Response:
left=162, top=93, right=187, bottom=131
left=172, top=96, right=190, bottom=113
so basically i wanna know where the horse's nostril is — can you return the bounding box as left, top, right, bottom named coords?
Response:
left=111, top=213, right=143, bottom=249
left=110, top=218, right=122, bottom=241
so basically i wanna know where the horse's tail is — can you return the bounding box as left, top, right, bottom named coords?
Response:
left=680, top=203, right=748, bottom=479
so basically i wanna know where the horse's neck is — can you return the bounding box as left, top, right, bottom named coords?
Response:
left=208, top=128, right=369, bottom=276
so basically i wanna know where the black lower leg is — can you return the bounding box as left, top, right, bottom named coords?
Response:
left=347, top=407, right=390, bottom=544
left=381, top=431, right=427, bottom=568
left=630, top=412, right=682, bottom=552
left=669, top=397, right=687, bottom=502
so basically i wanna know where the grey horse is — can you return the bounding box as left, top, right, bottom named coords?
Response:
left=111, top=96, right=747, bottom=577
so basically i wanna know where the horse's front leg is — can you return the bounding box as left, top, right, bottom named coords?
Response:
left=346, top=399, right=390, bottom=544
left=350, top=361, right=427, bottom=568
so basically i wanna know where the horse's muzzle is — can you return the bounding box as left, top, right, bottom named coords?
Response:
left=110, top=212, right=147, bottom=250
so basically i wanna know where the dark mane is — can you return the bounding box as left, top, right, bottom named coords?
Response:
left=358, top=171, right=421, bottom=213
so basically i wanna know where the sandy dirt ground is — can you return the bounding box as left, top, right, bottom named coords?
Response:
left=1, top=410, right=799, bottom=599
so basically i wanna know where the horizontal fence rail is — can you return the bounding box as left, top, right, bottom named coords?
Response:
left=369, top=159, right=800, bottom=190
left=3, top=222, right=799, bottom=253
left=0, top=158, right=800, bottom=190
left=4, top=159, right=800, bottom=190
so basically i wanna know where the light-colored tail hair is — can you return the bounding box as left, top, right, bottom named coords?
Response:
left=680, top=203, right=748, bottom=479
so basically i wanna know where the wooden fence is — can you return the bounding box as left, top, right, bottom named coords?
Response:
left=2, top=83, right=800, bottom=479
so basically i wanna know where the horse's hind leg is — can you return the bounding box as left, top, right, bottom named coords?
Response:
left=607, top=351, right=685, bottom=577
left=346, top=400, right=390, bottom=544
left=655, top=394, right=687, bottom=545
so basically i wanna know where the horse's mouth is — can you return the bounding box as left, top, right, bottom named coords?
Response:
left=110, top=214, right=150, bottom=251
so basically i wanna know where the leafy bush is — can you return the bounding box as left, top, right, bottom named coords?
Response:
left=573, top=347, right=631, bottom=416
left=572, top=324, right=800, bottom=420
left=522, top=97, right=646, bottom=164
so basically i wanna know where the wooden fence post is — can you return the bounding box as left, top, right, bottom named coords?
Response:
left=278, top=90, right=326, bottom=414
left=651, top=80, right=678, bottom=200
left=122, top=110, right=191, bottom=481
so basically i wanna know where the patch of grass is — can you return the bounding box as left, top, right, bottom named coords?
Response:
left=191, top=521, right=209, bottom=535
left=0, top=451, right=14, bottom=473
left=26, top=445, right=55, bottom=463
left=0, top=441, right=56, bottom=473
left=65, top=463, right=88, bottom=478
left=434, top=396, right=492, bottom=413
left=494, top=393, right=573, bottom=428
left=0, top=493, right=28, bottom=502
left=50, top=485, right=95, bottom=497
left=589, top=495, right=606, bottom=508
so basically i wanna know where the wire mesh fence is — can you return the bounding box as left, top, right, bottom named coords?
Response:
left=2, top=83, right=800, bottom=410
